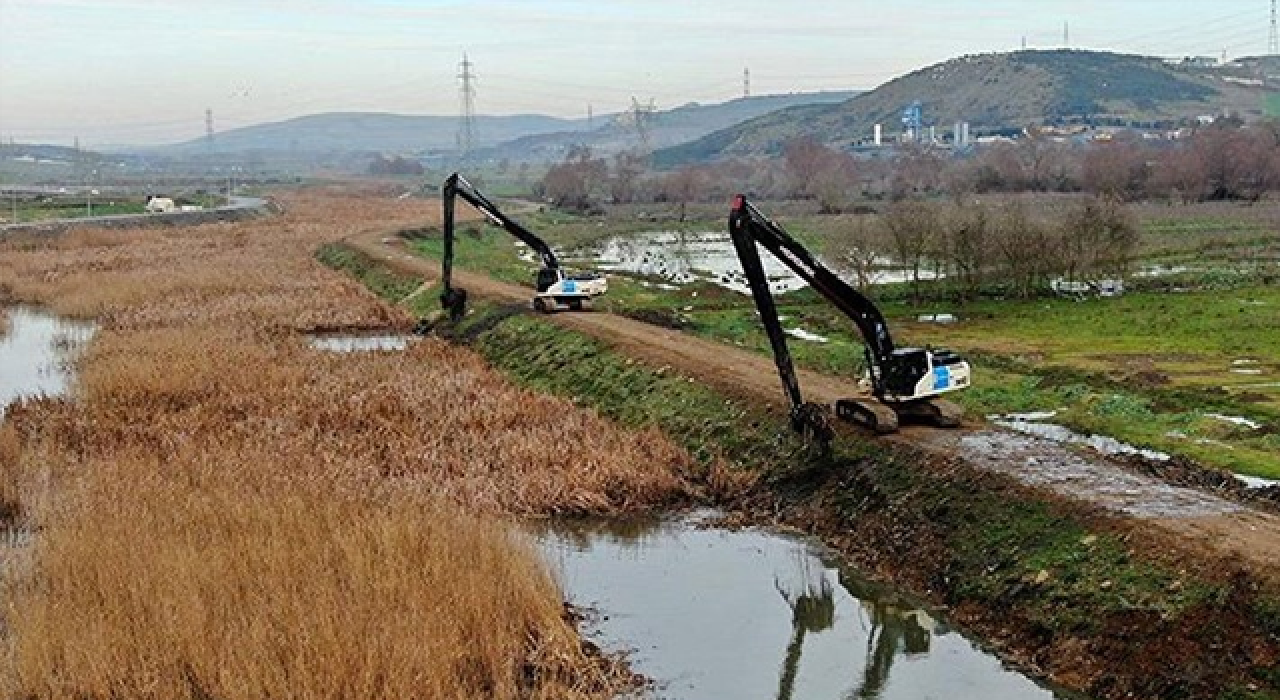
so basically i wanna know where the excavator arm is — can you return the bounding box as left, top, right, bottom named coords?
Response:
left=440, top=173, right=561, bottom=319
left=729, top=195, right=897, bottom=394
left=728, top=195, right=968, bottom=435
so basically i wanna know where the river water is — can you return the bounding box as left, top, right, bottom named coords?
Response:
left=538, top=513, right=1066, bottom=700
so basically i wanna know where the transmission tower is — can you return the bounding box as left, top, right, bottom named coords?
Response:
left=457, top=53, right=477, bottom=161
left=205, top=108, right=215, bottom=151
left=743, top=66, right=751, bottom=98
left=627, top=97, right=657, bottom=153
left=1271, top=0, right=1278, bottom=55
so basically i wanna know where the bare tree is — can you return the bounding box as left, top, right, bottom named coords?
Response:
left=882, top=200, right=940, bottom=303
left=828, top=215, right=887, bottom=291
left=992, top=200, right=1050, bottom=298
left=783, top=137, right=829, bottom=198
left=943, top=202, right=992, bottom=299
left=541, top=145, right=608, bottom=212
left=610, top=151, right=648, bottom=204
left=657, top=166, right=705, bottom=221
left=1081, top=138, right=1151, bottom=201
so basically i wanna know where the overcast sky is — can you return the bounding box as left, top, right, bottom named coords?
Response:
left=0, top=0, right=1269, bottom=146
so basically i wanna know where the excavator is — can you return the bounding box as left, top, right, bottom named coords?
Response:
left=727, top=194, right=969, bottom=436
left=439, top=173, right=607, bottom=320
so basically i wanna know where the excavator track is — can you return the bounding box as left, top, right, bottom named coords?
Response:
left=892, top=398, right=964, bottom=428
left=835, top=399, right=899, bottom=434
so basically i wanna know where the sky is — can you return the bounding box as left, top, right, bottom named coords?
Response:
left=0, top=0, right=1271, bottom=146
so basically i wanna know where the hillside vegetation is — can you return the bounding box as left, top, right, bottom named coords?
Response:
left=657, top=50, right=1271, bottom=163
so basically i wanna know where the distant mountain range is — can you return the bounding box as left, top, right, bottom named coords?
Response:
left=154, top=112, right=598, bottom=155
left=143, top=92, right=860, bottom=162
left=475, top=92, right=859, bottom=162
left=656, top=50, right=1277, bottom=165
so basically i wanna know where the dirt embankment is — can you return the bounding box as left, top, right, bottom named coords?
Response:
left=347, top=228, right=1280, bottom=586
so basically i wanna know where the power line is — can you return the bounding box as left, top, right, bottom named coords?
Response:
left=457, top=52, right=476, bottom=161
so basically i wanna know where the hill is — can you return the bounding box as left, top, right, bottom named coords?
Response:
left=478, top=91, right=859, bottom=162
left=656, top=50, right=1274, bottom=164
left=152, top=112, right=599, bottom=156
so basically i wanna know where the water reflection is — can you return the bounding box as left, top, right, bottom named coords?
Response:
left=537, top=513, right=1060, bottom=700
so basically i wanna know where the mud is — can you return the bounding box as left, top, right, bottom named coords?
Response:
left=953, top=431, right=1235, bottom=518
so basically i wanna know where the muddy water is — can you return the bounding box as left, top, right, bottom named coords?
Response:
left=0, top=306, right=95, bottom=419
left=538, top=513, right=1063, bottom=699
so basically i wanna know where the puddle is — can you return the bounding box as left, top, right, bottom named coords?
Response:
left=1204, top=413, right=1263, bottom=431
left=0, top=306, right=96, bottom=419
left=564, top=232, right=937, bottom=295
left=538, top=513, right=1062, bottom=700
left=1238, top=474, right=1280, bottom=490
left=989, top=414, right=1170, bottom=462
left=1136, top=264, right=1193, bottom=277
left=916, top=313, right=958, bottom=323
left=1230, top=368, right=1265, bottom=376
left=785, top=328, right=830, bottom=344
left=307, top=333, right=415, bottom=353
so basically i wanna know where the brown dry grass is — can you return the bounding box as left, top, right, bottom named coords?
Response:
left=0, top=191, right=692, bottom=699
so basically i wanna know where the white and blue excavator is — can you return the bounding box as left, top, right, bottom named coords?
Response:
left=728, top=194, right=970, bottom=437
left=439, top=173, right=607, bottom=319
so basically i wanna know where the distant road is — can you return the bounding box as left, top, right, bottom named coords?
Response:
left=0, top=196, right=273, bottom=235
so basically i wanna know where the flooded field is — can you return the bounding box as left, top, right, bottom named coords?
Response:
left=0, top=306, right=95, bottom=419
left=539, top=513, right=1063, bottom=700
left=559, top=232, right=934, bottom=295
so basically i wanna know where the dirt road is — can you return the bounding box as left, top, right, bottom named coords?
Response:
left=349, top=230, right=1280, bottom=581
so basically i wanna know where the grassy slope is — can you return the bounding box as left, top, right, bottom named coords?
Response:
left=323, top=246, right=1280, bottom=700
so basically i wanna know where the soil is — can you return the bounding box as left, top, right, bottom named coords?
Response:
left=347, top=229, right=1280, bottom=588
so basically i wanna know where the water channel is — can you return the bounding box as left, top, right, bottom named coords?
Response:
left=538, top=513, right=1066, bottom=700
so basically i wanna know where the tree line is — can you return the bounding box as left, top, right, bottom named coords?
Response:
left=538, top=118, right=1280, bottom=214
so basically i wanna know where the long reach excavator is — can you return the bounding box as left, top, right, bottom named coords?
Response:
left=728, top=194, right=970, bottom=436
left=439, top=173, right=606, bottom=320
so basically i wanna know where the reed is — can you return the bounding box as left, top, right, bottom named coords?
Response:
left=0, top=191, right=690, bottom=698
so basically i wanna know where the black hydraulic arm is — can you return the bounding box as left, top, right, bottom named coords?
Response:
left=440, top=173, right=559, bottom=318
left=729, top=195, right=898, bottom=387
left=727, top=201, right=804, bottom=417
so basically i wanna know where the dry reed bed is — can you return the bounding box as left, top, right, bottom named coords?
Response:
left=0, top=192, right=692, bottom=699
